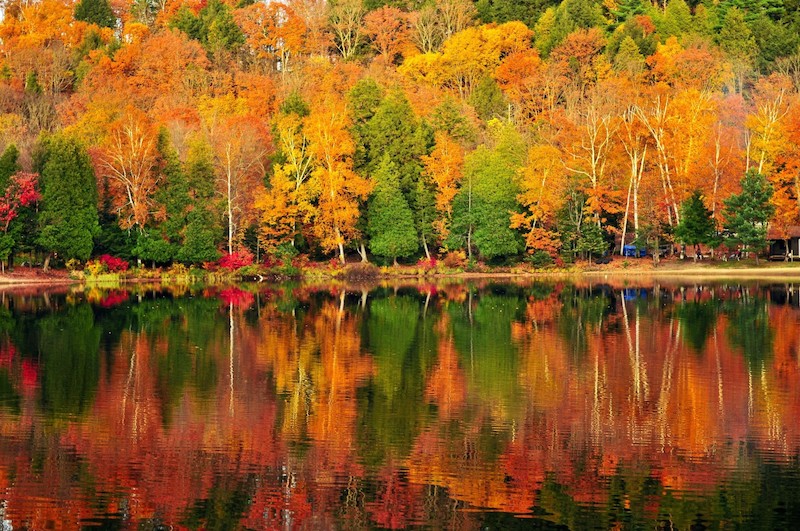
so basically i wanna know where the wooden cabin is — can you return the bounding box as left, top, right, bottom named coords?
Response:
left=767, top=226, right=800, bottom=260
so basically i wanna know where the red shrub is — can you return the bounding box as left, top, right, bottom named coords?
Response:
left=218, top=249, right=254, bottom=270
left=99, top=254, right=129, bottom=272
left=417, top=257, right=437, bottom=270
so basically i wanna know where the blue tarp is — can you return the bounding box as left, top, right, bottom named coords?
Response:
left=622, top=245, right=646, bottom=258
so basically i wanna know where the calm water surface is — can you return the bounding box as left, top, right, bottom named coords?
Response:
left=0, top=280, right=799, bottom=529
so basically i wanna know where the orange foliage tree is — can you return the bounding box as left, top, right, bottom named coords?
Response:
left=305, top=96, right=372, bottom=263
left=95, top=107, right=160, bottom=230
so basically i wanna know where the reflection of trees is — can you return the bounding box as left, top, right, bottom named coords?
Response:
left=724, top=293, right=773, bottom=372
left=0, top=282, right=798, bottom=528
left=558, top=285, right=612, bottom=362
left=38, top=304, right=100, bottom=416
left=676, top=300, right=719, bottom=353
left=448, top=288, right=524, bottom=414
left=358, top=295, right=435, bottom=467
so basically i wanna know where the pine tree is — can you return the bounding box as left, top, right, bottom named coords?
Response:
left=675, top=190, right=717, bottom=260
left=577, top=221, right=607, bottom=261
left=177, top=142, right=220, bottom=264
left=0, top=144, right=20, bottom=193
left=723, top=170, right=775, bottom=264
left=138, top=129, right=191, bottom=264
left=364, top=90, right=428, bottom=198
left=74, top=0, right=116, bottom=28
left=613, top=36, right=645, bottom=75
left=367, top=157, right=418, bottom=264
left=37, top=136, right=100, bottom=267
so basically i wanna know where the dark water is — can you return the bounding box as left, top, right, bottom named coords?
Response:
left=0, top=279, right=799, bottom=529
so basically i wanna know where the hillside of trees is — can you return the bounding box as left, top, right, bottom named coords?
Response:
left=0, top=0, right=799, bottom=269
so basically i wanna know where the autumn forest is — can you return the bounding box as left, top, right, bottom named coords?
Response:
left=1, top=0, right=800, bottom=268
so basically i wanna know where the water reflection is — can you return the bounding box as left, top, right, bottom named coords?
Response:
left=0, top=280, right=798, bottom=528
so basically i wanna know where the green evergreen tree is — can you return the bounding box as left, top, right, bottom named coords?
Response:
left=750, top=15, right=800, bottom=71
left=414, top=177, right=437, bottom=260
left=717, top=7, right=757, bottom=90
left=611, top=0, right=646, bottom=23
left=367, top=157, right=418, bottom=264
left=718, top=7, right=758, bottom=58
left=468, top=76, right=508, bottom=121
left=74, top=0, right=117, bottom=28
left=613, top=36, right=646, bottom=74
left=534, top=7, right=558, bottom=55
left=37, top=136, right=100, bottom=266
left=279, top=91, right=311, bottom=118
left=723, top=170, right=774, bottom=264
left=576, top=221, right=607, bottom=261
left=658, top=0, right=694, bottom=38
left=204, top=2, right=245, bottom=55
left=364, top=90, right=428, bottom=198
left=0, top=144, right=20, bottom=193
left=177, top=143, right=220, bottom=264
left=478, top=0, right=555, bottom=30
left=675, top=190, right=717, bottom=260
left=542, top=0, right=605, bottom=53
left=430, top=98, right=476, bottom=144
left=347, top=78, right=385, bottom=172
left=94, top=178, right=136, bottom=261
left=169, top=0, right=244, bottom=55
left=134, top=129, right=191, bottom=265
left=170, top=6, right=204, bottom=41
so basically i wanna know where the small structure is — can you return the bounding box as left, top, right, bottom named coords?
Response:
left=767, top=226, right=800, bottom=260
left=622, top=245, right=647, bottom=258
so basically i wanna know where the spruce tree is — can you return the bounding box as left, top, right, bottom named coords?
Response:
left=577, top=221, right=607, bottom=262
left=135, top=129, right=190, bottom=264
left=37, top=136, right=100, bottom=266
left=177, top=142, right=220, bottom=264
left=675, top=190, right=717, bottom=260
left=367, top=157, right=418, bottom=264
left=0, top=144, right=20, bottom=193
left=723, top=170, right=775, bottom=264
left=364, top=90, right=428, bottom=198
left=74, top=0, right=116, bottom=28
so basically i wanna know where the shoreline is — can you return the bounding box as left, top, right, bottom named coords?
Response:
left=7, top=263, right=800, bottom=288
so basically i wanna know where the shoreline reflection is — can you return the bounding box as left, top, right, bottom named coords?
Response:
left=0, top=280, right=797, bottom=529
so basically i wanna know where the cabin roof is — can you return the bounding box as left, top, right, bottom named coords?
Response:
left=767, top=226, right=800, bottom=239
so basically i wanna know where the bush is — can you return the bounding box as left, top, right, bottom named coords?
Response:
left=85, top=260, right=105, bottom=276
left=417, top=256, right=437, bottom=271
left=218, top=249, right=254, bottom=271
left=65, top=258, right=82, bottom=272
left=442, top=251, right=466, bottom=268
left=343, top=262, right=380, bottom=280
left=276, top=261, right=300, bottom=277
left=236, top=264, right=262, bottom=277
left=527, top=250, right=553, bottom=268
left=166, top=263, right=189, bottom=277
left=99, top=254, right=129, bottom=272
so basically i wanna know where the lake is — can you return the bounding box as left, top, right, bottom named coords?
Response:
left=0, top=279, right=798, bottom=529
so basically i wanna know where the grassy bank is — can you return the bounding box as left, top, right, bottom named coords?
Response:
left=6, top=256, right=800, bottom=287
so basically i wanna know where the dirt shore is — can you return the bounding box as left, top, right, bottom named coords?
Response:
left=0, top=266, right=74, bottom=286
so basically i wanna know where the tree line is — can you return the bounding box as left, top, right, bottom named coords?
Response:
left=0, top=0, right=799, bottom=269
